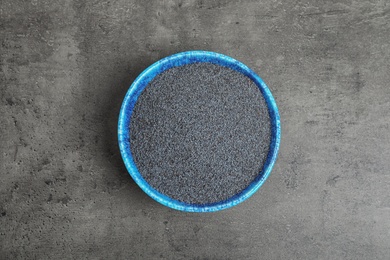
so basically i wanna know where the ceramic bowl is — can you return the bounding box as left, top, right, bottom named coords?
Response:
left=118, top=51, right=280, bottom=212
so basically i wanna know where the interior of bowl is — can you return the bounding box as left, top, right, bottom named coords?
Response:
left=118, top=51, right=281, bottom=212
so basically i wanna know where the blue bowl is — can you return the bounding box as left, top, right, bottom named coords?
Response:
left=118, top=51, right=281, bottom=212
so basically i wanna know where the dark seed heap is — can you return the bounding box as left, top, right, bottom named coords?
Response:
left=130, top=62, right=271, bottom=205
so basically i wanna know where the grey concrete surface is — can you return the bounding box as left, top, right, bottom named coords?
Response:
left=0, top=0, right=389, bottom=259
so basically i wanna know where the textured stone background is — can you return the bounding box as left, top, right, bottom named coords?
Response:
left=1, top=0, right=389, bottom=259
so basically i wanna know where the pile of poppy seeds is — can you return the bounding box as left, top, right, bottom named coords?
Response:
left=130, top=63, right=271, bottom=205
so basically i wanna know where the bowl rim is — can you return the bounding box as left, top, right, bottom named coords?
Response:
left=118, top=50, right=281, bottom=212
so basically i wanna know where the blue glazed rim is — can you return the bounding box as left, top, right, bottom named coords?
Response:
left=118, top=51, right=281, bottom=212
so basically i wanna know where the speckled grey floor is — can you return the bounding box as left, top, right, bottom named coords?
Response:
left=1, top=1, right=389, bottom=259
